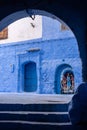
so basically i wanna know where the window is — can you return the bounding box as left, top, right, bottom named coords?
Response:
left=0, top=27, right=8, bottom=39
left=61, top=24, right=69, bottom=31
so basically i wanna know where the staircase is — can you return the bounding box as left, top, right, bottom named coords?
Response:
left=0, top=94, right=83, bottom=130
left=0, top=103, right=76, bottom=130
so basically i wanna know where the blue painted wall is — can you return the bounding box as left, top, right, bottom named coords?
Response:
left=0, top=16, right=82, bottom=93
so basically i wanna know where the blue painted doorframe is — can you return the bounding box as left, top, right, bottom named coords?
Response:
left=24, top=62, right=37, bottom=92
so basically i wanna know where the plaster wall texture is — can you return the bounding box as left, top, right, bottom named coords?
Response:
left=0, top=38, right=82, bottom=93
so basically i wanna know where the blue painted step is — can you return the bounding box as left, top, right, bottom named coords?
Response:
left=0, top=102, right=85, bottom=130
left=0, top=103, right=69, bottom=112
left=0, top=122, right=84, bottom=130
left=0, top=113, right=70, bottom=122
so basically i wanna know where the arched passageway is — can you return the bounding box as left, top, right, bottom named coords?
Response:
left=0, top=9, right=82, bottom=93
left=0, top=0, right=87, bottom=82
left=0, top=1, right=86, bottom=129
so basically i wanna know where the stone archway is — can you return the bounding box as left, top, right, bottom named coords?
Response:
left=0, top=1, right=86, bottom=82
left=0, top=7, right=83, bottom=95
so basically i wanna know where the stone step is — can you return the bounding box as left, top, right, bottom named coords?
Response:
left=0, top=112, right=70, bottom=122
left=0, top=102, right=84, bottom=130
left=0, top=121, right=83, bottom=130
left=0, top=96, right=73, bottom=130
left=0, top=103, right=69, bottom=112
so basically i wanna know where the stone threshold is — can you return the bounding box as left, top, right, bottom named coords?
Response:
left=0, top=93, right=73, bottom=104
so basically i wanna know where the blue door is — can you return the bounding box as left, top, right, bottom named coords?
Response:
left=24, top=62, right=37, bottom=92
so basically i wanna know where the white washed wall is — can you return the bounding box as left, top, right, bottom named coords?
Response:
left=0, top=15, right=42, bottom=44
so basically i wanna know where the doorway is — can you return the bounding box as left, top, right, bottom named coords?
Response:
left=24, top=62, right=37, bottom=92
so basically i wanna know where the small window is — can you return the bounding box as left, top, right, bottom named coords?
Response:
left=0, top=27, right=8, bottom=39
left=61, top=24, right=69, bottom=31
